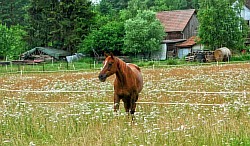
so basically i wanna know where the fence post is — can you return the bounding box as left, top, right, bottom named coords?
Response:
left=18, top=64, right=20, bottom=71
left=43, top=63, right=45, bottom=72
left=10, top=62, right=13, bottom=72
left=243, top=90, right=246, bottom=99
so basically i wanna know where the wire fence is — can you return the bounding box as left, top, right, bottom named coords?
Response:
left=18, top=101, right=250, bottom=106
left=0, top=88, right=249, bottom=94
left=0, top=60, right=249, bottom=74
left=1, top=88, right=249, bottom=106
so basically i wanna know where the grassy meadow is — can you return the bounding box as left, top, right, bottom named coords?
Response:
left=0, top=63, right=250, bottom=145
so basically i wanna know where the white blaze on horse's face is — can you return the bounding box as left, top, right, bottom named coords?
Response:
left=103, top=60, right=108, bottom=69
left=98, top=56, right=116, bottom=82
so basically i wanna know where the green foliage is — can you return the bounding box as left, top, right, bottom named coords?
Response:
left=124, top=10, right=165, bottom=58
left=79, top=21, right=125, bottom=55
left=198, top=0, right=248, bottom=51
left=150, top=0, right=199, bottom=11
left=26, top=0, right=95, bottom=52
left=99, top=0, right=129, bottom=14
left=0, top=0, right=29, bottom=27
left=166, top=59, right=179, bottom=65
left=127, top=0, right=148, bottom=17
left=0, top=24, right=27, bottom=59
left=230, top=54, right=250, bottom=61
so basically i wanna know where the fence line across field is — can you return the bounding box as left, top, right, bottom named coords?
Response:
left=1, top=61, right=249, bottom=75
left=11, top=101, right=250, bottom=107
left=1, top=89, right=248, bottom=106
left=0, top=88, right=249, bottom=95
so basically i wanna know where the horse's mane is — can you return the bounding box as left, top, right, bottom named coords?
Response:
left=116, top=57, right=141, bottom=72
left=116, top=57, right=127, bottom=70
left=132, top=64, right=141, bottom=72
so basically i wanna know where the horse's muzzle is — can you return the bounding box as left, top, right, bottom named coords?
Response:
left=98, top=74, right=107, bottom=82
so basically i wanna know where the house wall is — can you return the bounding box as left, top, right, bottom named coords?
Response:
left=183, top=14, right=199, bottom=39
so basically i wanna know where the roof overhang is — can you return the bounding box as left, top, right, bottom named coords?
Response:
left=161, top=39, right=186, bottom=44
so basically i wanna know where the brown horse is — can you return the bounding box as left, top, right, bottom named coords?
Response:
left=98, top=53, right=143, bottom=120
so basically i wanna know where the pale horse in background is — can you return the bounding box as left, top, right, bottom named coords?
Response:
left=66, top=53, right=85, bottom=63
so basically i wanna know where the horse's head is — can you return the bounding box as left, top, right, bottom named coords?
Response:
left=98, top=53, right=118, bottom=82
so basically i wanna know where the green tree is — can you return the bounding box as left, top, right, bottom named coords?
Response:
left=119, top=0, right=148, bottom=22
left=0, top=0, right=29, bottom=27
left=99, top=0, right=129, bottom=14
left=119, top=0, right=193, bottom=21
left=0, top=24, right=27, bottom=59
left=150, top=0, right=198, bottom=11
left=26, top=0, right=95, bottom=52
left=79, top=21, right=125, bottom=55
left=123, top=10, right=165, bottom=58
left=187, top=0, right=199, bottom=9
left=198, top=0, right=247, bottom=50
left=25, top=0, right=49, bottom=48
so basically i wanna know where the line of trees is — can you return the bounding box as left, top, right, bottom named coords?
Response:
left=198, top=0, right=247, bottom=51
left=0, top=0, right=248, bottom=59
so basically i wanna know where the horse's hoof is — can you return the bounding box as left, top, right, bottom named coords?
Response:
left=131, top=114, right=135, bottom=121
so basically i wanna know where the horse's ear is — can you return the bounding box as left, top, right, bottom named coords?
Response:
left=110, top=52, right=114, bottom=59
left=104, top=52, right=109, bottom=58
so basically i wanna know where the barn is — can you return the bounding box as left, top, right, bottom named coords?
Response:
left=156, top=9, right=199, bottom=59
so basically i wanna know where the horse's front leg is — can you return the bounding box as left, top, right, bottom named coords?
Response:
left=114, top=93, right=120, bottom=112
left=122, top=98, right=131, bottom=118
left=130, top=93, right=139, bottom=121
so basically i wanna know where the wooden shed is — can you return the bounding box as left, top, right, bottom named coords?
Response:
left=21, top=47, right=71, bottom=62
left=176, top=36, right=204, bottom=58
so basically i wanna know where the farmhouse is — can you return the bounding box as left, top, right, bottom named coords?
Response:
left=241, top=0, right=250, bottom=24
left=156, top=9, right=199, bottom=59
left=241, top=0, right=250, bottom=45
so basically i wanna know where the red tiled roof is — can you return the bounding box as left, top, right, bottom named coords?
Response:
left=176, top=36, right=200, bottom=47
left=156, top=9, right=196, bottom=32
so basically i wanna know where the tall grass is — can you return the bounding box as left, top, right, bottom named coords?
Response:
left=1, top=98, right=249, bottom=145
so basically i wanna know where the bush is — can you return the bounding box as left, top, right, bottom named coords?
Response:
left=231, top=54, right=250, bottom=61
left=0, top=24, right=27, bottom=60
left=166, top=59, right=178, bottom=65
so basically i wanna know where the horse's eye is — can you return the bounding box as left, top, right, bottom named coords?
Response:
left=108, top=63, right=112, bottom=66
